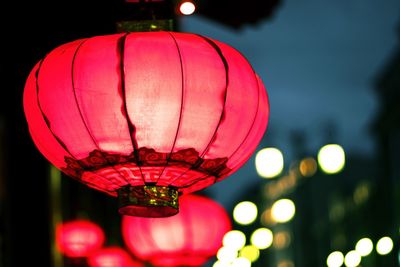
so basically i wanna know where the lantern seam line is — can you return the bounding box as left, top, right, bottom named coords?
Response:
left=70, top=37, right=132, bottom=187
left=34, top=45, right=115, bottom=191
left=165, top=34, right=230, bottom=186
left=155, top=32, right=186, bottom=185
left=118, top=33, right=147, bottom=185
left=195, top=35, right=230, bottom=159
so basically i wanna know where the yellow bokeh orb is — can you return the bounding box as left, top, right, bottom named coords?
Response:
left=299, top=157, right=317, bottom=177
left=217, top=246, right=237, bottom=263
left=317, top=144, right=345, bottom=174
left=250, top=228, right=273, bottom=250
left=233, top=201, right=258, bottom=225
left=344, top=250, right=361, bottom=267
left=223, top=230, right=246, bottom=251
left=376, top=236, right=393, bottom=255
left=255, top=147, right=284, bottom=178
left=355, top=237, right=373, bottom=256
left=327, top=251, right=344, bottom=267
left=240, top=245, right=260, bottom=262
left=271, top=199, right=296, bottom=223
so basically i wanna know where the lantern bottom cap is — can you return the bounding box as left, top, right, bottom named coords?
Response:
left=117, top=185, right=179, bottom=217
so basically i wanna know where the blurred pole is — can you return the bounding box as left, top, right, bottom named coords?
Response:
left=0, top=118, right=5, bottom=267
left=49, top=165, right=64, bottom=267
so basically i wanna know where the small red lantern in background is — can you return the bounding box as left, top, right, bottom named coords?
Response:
left=88, top=247, right=144, bottom=267
left=56, top=219, right=105, bottom=258
left=122, top=194, right=231, bottom=267
left=23, top=31, right=269, bottom=217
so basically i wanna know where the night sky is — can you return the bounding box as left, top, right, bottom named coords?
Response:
left=183, top=0, right=400, bottom=207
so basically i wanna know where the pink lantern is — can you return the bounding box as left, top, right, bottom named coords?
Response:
left=56, top=219, right=105, bottom=258
left=122, top=194, right=231, bottom=266
left=88, top=247, right=144, bottom=267
left=23, top=31, right=269, bottom=217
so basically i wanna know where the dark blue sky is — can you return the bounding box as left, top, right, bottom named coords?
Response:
left=179, top=0, right=400, bottom=206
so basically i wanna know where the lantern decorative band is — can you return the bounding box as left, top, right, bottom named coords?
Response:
left=118, top=185, right=178, bottom=217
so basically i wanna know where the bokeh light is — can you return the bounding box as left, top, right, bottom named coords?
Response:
left=179, top=1, right=196, bottom=15
left=277, top=260, right=295, bottom=267
left=376, top=236, right=393, bottom=255
left=299, top=157, right=317, bottom=177
left=271, top=199, right=296, bottom=223
left=240, top=245, right=260, bottom=262
left=273, top=231, right=291, bottom=249
left=255, top=147, right=284, bottom=178
left=223, top=230, right=246, bottom=251
left=344, top=250, right=361, bottom=267
left=231, top=257, right=251, bottom=267
left=250, top=228, right=273, bottom=250
left=317, top=144, right=345, bottom=174
left=261, top=208, right=276, bottom=226
left=217, top=246, right=237, bottom=263
left=326, top=251, right=344, bottom=267
left=212, top=260, right=231, bottom=267
left=355, top=237, right=373, bottom=256
left=233, top=201, right=258, bottom=225
left=353, top=182, right=370, bottom=205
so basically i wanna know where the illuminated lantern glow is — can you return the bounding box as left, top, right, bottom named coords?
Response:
left=88, top=247, right=144, bottom=267
left=56, top=220, right=105, bottom=258
left=122, top=194, right=231, bottom=267
left=23, top=31, right=269, bottom=217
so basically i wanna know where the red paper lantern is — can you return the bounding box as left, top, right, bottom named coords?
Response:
left=122, top=194, right=231, bottom=267
left=56, top=220, right=105, bottom=258
left=88, top=247, right=144, bottom=267
left=23, top=31, right=269, bottom=217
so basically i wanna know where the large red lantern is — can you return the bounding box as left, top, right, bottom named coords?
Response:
left=56, top=219, right=105, bottom=258
left=87, top=247, right=144, bottom=267
left=122, top=194, right=231, bottom=267
left=23, top=31, right=269, bottom=217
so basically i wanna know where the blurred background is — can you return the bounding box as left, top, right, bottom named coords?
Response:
left=0, top=0, right=399, bottom=266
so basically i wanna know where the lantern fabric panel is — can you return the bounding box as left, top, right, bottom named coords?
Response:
left=122, top=194, right=231, bottom=266
left=23, top=63, right=69, bottom=169
left=37, top=39, right=99, bottom=158
left=72, top=35, right=133, bottom=155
